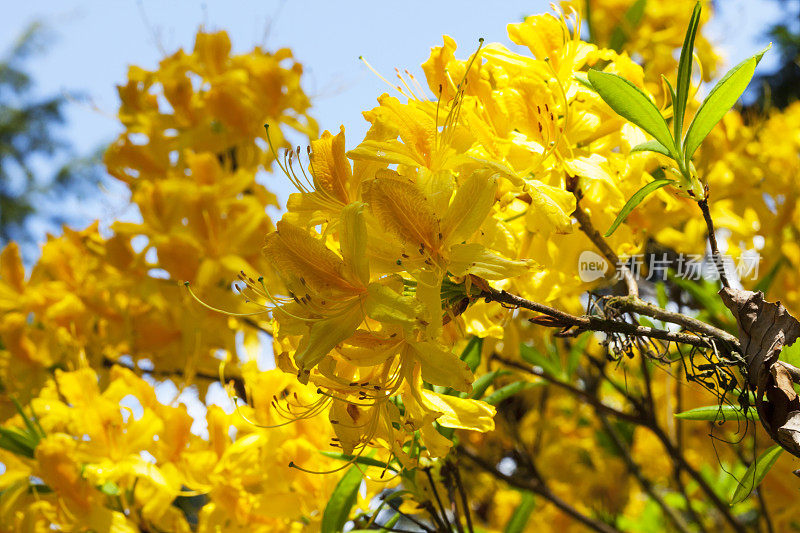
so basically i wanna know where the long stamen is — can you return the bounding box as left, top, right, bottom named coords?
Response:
left=395, top=67, right=419, bottom=100
left=406, top=69, right=430, bottom=102
left=360, top=56, right=407, bottom=97
left=185, top=282, right=273, bottom=317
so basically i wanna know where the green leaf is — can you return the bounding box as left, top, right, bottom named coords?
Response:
left=608, top=0, right=647, bottom=52
left=781, top=338, right=800, bottom=369
left=661, top=74, right=677, bottom=111
left=674, top=2, right=702, bottom=142
left=630, top=140, right=673, bottom=157
left=0, top=427, right=37, bottom=458
left=460, top=336, right=483, bottom=372
left=566, top=333, right=591, bottom=378
left=604, top=179, right=674, bottom=237
left=754, top=256, right=787, bottom=294
left=588, top=69, right=676, bottom=155
left=484, top=381, right=540, bottom=406
left=504, top=492, right=536, bottom=533
left=730, top=445, right=783, bottom=505
left=520, top=343, right=562, bottom=377
left=11, top=398, right=39, bottom=439
left=349, top=512, right=401, bottom=533
left=684, top=44, right=771, bottom=161
left=675, top=404, right=758, bottom=421
left=321, top=464, right=363, bottom=533
left=468, top=369, right=512, bottom=400
left=573, top=72, right=594, bottom=90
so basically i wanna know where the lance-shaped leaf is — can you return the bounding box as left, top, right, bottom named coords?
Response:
left=504, top=492, right=536, bottom=533
left=468, top=369, right=512, bottom=399
left=588, top=69, right=677, bottom=156
left=674, top=2, right=702, bottom=142
left=459, top=336, right=483, bottom=372
left=484, top=380, right=541, bottom=405
left=675, top=404, right=758, bottom=421
left=630, top=139, right=673, bottom=157
left=730, top=445, right=783, bottom=505
left=604, top=179, right=673, bottom=237
left=683, top=45, right=770, bottom=160
left=321, top=464, right=363, bottom=533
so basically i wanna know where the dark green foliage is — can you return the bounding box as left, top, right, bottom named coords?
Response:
left=0, top=23, right=101, bottom=248
left=749, top=0, right=800, bottom=110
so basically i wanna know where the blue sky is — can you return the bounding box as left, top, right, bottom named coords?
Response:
left=0, top=0, right=785, bottom=240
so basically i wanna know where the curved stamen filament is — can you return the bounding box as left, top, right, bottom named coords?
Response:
left=185, top=282, right=273, bottom=317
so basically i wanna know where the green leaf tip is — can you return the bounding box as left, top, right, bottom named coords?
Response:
left=605, top=179, right=674, bottom=237
left=730, top=445, right=783, bottom=505
left=683, top=43, right=771, bottom=161
left=588, top=69, right=677, bottom=156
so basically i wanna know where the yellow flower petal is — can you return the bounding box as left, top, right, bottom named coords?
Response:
left=362, top=174, right=441, bottom=253
left=409, top=342, right=473, bottom=393
left=310, top=126, right=352, bottom=204
left=294, top=305, right=364, bottom=373
left=420, top=389, right=496, bottom=432
left=339, top=202, right=370, bottom=285
left=525, top=180, right=576, bottom=235
left=365, top=283, right=424, bottom=328
left=448, top=243, right=533, bottom=280
left=263, top=221, right=361, bottom=295
left=441, top=171, right=498, bottom=244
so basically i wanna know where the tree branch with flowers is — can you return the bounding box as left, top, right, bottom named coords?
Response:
left=3, top=1, right=800, bottom=532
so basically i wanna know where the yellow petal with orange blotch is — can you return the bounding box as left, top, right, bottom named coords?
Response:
left=363, top=175, right=441, bottom=254
left=331, top=399, right=377, bottom=456
left=263, top=221, right=361, bottom=294
left=337, top=330, right=402, bottom=366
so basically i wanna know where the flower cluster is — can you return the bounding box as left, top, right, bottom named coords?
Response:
left=0, top=365, right=366, bottom=531
left=255, top=5, right=728, bottom=462
left=3, top=3, right=800, bottom=531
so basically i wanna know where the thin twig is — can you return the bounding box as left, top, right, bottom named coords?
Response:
left=604, top=296, right=740, bottom=349
left=491, top=354, right=644, bottom=425
left=648, top=423, right=745, bottom=533
left=450, top=461, right=475, bottom=533
left=595, top=411, right=692, bottom=533
left=102, top=356, right=247, bottom=398
left=424, top=467, right=452, bottom=531
left=483, top=288, right=720, bottom=350
left=572, top=201, right=639, bottom=297
left=457, top=445, right=622, bottom=533
left=697, top=198, right=730, bottom=289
